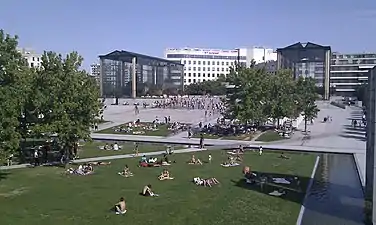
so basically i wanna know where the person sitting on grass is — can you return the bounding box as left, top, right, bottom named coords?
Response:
left=279, top=152, right=290, bottom=159
left=104, top=143, right=110, bottom=150
left=188, top=154, right=203, bottom=165
left=141, top=184, right=158, bottom=197
left=158, top=169, right=174, bottom=180
left=114, top=197, right=127, bottom=215
left=118, top=165, right=133, bottom=177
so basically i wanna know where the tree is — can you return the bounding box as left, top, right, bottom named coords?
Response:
left=295, top=77, right=320, bottom=132
left=30, top=51, right=101, bottom=159
left=0, top=30, right=31, bottom=161
left=223, top=66, right=270, bottom=124
left=266, top=70, right=297, bottom=125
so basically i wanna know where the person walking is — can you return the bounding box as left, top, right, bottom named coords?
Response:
left=199, top=134, right=205, bottom=149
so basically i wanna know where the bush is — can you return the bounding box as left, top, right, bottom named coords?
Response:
left=330, top=101, right=346, bottom=109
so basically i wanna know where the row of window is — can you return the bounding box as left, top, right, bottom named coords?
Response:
left=182, top=60, right=235, bottom=66
left=333, top=54, right=376, bottom=59
left=167, top=54, right=246, bottom=60
left=184, top=73, right=224, bottom=78
left=185, top=67, right=230, bottom=72
left=185, top=78, right=215, bottom=84
left=331, top=59, right=376, bottom=65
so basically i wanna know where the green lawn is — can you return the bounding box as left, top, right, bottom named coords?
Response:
left=193, top=132, right=254, bottom=140
left=96, top=122, right=172, bottom=136
left=78, top=141, right=184, bottom=159
left=0, top=150, right=316, bottom=225
left=256, top=130, right=285, bottom=142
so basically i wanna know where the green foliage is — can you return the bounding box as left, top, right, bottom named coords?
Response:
left=223, top=66, right=319, bottom=127
left=0, top=30, right=31, bottom=161
left=0, top=29, right=101, bottom=162
left=184, top=77, right=227, bottom=96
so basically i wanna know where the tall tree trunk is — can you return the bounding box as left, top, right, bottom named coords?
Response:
left=304, top=117, right=308, bottom=132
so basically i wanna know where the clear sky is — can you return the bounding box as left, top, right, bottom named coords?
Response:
left=1, top=0, right=376, bottom=70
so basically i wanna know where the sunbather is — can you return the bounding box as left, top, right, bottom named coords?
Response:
left=221, top=156, right=240, bottom=167
left=193, top=177, right=219, bottom=187
left=114, top=197, right=127, bottom=215
left=188, top=154, right=203, bottom=165
left=118, top=165, right=133, bottom=177
left=158, top=169, right=174, bottom=180
left=89, top=161, right=111, bottom=166
left=279, top=152, right=290, bottom=159
left=141, top=184, right=158, bottom=197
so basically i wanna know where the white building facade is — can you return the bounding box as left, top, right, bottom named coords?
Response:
left=17, top=48, right=42, bottom=68
left=165, top=47, right=276, bottom=85
left=331, top=52, right=376, bottom=96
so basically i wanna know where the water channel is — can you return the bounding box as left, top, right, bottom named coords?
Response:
left=301, top=154, right=365, bottom=225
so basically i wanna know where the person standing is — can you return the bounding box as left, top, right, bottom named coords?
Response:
left=199, top=134, right=205, bottom=149
left=7, top=153, right=14, bottom=166
left=259, top=146, right=263, bottom=156
left=34, top=149, right=39, bottom=166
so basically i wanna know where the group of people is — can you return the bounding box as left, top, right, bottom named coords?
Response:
left=102, top=142, right=121, bottom=151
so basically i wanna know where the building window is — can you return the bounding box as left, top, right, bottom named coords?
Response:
left=217, top=68, right=220, bottom=71
left=184, top=79, right=186, bottom=83
left=32, top=57, right=35, bottom=61
left=193, top=67, right=196, bottom=71
left=193, top=61, right=196, bottom=65
left=226, top=62, right=229, bottom=66
left=30, top=62, right=34, bottom=67
left=217, top=61, right=220, bottom=65
left=198, top=61, right=201, bottom=65
left=203, top=61, right=206, bottom=65
left=183, top=60, right=186, bottom=64
left=188, top=79, right=191, bottom=83
left=193, top=79, right=196, bottom=83
left=203, top=79, right=206, bottom=82
left=198, top=67, right=201, bottom=71
left=197, top=73, right=201, bottom=77
left=221, top=68, right=224, bottom=71
left=193, top=73, right=196, bottom=77
left=203, top=67, right=206, bottom=71
left=212, top=74, right=215, bottom=77
left=188, top=61, right=191, bottom=64
left=212, top=61, right=215, bottom=65
left=188, top=73, right=191, bottom=77
left=212, top=67, right=215, bottom=71
left=222, top=62, right=224, bottom=66
left=203, top=74, right=206, bottom=77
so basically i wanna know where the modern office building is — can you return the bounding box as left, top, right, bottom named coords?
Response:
left=255, top=60, right=277, bottom=75
left=331, top=53, right=376, bottom=96
left=17, top=47, right=42, bottom=68
left=99, top=50, right=184, bottom=98
left=277, top=42, right=331, bottom=99
left=165, top=47, right=276, bottom=85
left=90, top=63, right=100, bottom=83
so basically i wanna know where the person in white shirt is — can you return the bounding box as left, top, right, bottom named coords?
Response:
left=113, top=142, right=119, bottom=151
left=259, top=146, right=263, bottom=156
left=208, top=154, right=212, bottom=163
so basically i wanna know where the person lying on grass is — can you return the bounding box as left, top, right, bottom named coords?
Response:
left=193, top=177, right=220, bottom=187
left=188, top=154, right=203, bottom=165
left=158, top=169, right=174, bottom=180
left=88, top=161, right=111, bottom=166
left=221, top=156, right=239, bottom=167
left=66, top=164, right=94, bottom=175
left=279, top=152, right=290, bottom=159
left=114, top=197, right=127, bottom=215
left=118, top=165, right=133, bottom=177
left=141, top=184, right=159, bottom=197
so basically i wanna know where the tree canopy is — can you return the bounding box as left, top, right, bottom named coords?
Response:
left=223, top=65, right=319, bottom=129
left=184, top=75, right=227, bottom=96
left=0, top=29, right=101, bottom=163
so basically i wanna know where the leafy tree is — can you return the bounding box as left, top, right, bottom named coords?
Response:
left=30, top=51, right=101, bottom=158
left=295, top=77, right=320, bottom=132
left=266, top=69, right=297, bottom=125
left=184, top=79, right=227, bottom=96
left=0, top=30, right=31, bottom=162
left=224, top=67, right=269, bottom=124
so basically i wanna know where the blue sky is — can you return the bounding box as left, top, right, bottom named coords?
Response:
left=1, top=0, right=376, bottom=70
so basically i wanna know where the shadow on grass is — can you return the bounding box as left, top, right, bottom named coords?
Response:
left=231, top=171, right=308, bottom=205
left=0, top=170, right=10, bottom=181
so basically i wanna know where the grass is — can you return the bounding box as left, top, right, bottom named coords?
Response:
left=78, top=141, right=184, bottom=159
left=0, top=150, right=316, bottom=225
left=96, top=122, right=172, bottom=136
left=193, top=132, right=254, bottom=140
left=256, top=130, right=285, bottom=142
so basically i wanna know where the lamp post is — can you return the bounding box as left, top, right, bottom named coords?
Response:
left=235, top=48, right=240, bottom=71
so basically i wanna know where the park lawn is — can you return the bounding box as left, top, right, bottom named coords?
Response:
left=78, top=141, right=185, bottom=159
left=96, top=122, right=171, bottom=136
left=256, top=130, right=285, bottom=142
left=193, top=133, right=254, bottom=140
left=0, top=150, right=317, bottom=225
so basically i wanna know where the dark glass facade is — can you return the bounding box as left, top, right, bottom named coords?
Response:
left=277, top=42, right=331, bottom=99
left=99, top=51, right=184, bottom=98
